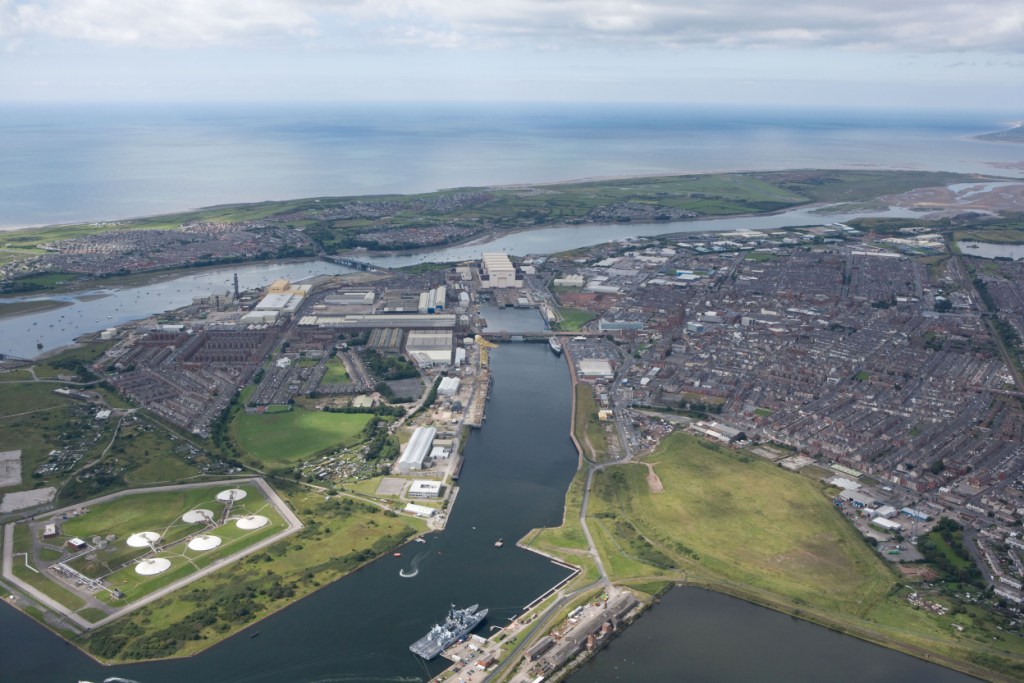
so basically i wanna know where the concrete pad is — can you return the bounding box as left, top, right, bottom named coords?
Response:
left=0, top=450, right=22, bottom=488
left=0, top=486, right=56, bottom=513
left=375, top=477, right=407, bottom=496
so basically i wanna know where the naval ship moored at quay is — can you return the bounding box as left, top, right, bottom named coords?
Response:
left=410, top=604, right=489, bottom=660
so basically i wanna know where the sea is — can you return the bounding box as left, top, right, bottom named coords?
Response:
left=1, top=103, right=1022, bottom=230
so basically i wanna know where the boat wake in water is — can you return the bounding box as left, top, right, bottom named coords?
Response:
left=399, top=551, right=429, bottom=578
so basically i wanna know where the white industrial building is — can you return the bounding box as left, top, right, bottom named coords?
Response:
left=255, top=292, right=304, bottom=313
left=437, top=377, right=461, bottom=396
left=408, top=480, right=442, bottom=499
left=479, top=253, right=523, bottom=289
left=404, top=503, right=436, bottom=518
left=870, top=517, right=903, bottom=533
left=579, top=358, right=614, bottom=380
left=396, top=426, right=437, bottom=473
left=553, top=274, right=584, bottom=288
left=407, top=330, right=454, bottom=367
left=417, top=286, right=448, bottom=314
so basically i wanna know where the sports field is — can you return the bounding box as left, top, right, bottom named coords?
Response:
left=231, top=407, right=372, bottom=464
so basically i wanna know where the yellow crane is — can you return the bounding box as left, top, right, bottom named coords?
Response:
left=474, top=334, right=499, bottom=368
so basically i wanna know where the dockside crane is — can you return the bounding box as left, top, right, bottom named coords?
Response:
left=474, top=334, right=499, bottom=368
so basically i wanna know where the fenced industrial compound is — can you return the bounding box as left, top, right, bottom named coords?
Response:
left=1, top=478, right=302, bottom=630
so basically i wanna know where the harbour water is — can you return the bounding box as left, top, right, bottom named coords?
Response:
left=958, top=241, right=1024, bottom=260
left=568, top=587, right=980, bottom=683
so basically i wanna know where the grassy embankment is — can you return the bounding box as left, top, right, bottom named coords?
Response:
left=571, top=384, right=615, bottom=463
left=528, top=417, right=1024, bottom=681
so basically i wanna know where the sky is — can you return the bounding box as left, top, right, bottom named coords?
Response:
left=1, top=0, right=1022, bottom=110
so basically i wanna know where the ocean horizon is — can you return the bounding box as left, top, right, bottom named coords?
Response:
left=1, top=102, right=1021, bottom=231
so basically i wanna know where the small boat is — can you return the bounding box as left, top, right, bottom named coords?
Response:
left=393, top=552, right=402, bottom=557
left=494, top=538, right=504, bottom=548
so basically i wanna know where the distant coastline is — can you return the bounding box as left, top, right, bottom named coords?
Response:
left=976, top=123, right=1024, bottom=144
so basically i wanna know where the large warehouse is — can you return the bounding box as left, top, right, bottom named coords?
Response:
left=396, top=426, right=437, bottom=474
left=406, top=330, right=454, bottom=367
left=479, top=253, right=523, bottom=289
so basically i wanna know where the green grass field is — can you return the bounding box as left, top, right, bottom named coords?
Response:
left=588, top=433, right=894, bottom=611
left=573, top=384, right=613, bottom=463
left=321, top=357, right=351, bottom=384
left=231, top=407, right=372, bottom=464
left=956, top=229, right=1024, bottom=244
left=554, top=306, right=597, bottom=332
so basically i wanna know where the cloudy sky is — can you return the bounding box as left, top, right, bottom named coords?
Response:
left=2, top=0, right=1022, bottom=109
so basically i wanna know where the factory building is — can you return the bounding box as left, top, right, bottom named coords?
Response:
left=325, top=291, right=376, bottom=306
left=408, top=480, right=442, bottom=499
left=406, top=330, right=454, bottom=367
left=418, top=286, right=448, bottom=314
left=579, top=359, right=614, bottom=380
left=255, top=292, right=303, bottom=314
left=870, top=516, right=903, bottom=533
left=298, top=313, right=456, bottom=330
left=404, top=503, right=435, bottom=518
left=397, top=426, right=437, bottom=473
left=479, top=253, right=523, bottom=289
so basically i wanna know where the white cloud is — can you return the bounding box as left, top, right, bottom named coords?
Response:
left=344, top=0, right=1022, bottom=53
left=1, top=0, right=1021, bottom=54
left=2, top=0, right=317, bottom=46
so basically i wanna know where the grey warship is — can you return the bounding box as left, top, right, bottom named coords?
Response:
left=410, top=604, right=488, bottom=660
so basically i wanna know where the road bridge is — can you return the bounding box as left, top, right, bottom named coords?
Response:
left=319, top=254, right=383, bottom=272
left=481, top=331, right=611, bottom=342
